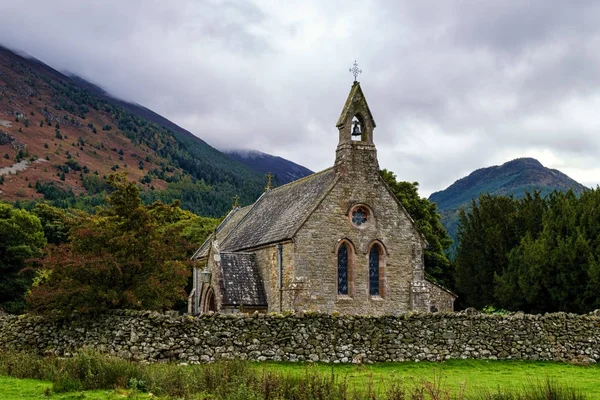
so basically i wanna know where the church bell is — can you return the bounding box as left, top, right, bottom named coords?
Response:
left=351, top=120, right=361, bottom=136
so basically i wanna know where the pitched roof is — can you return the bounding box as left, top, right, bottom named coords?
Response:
left=336, top=81, right=376, bottom=128
left=192, top=205, right=252, bottom=259
left=220, top=167, right=337, bottom=251
left=219, top=252, right=267, bottom=306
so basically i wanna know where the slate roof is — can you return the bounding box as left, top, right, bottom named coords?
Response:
left=220, top=167, right=337, bottom=251
left=192, top=205, right=253, bottom=259
left=219, top=252, right=267, bottom=306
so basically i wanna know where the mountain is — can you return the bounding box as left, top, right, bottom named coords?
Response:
left=429, top=157, right=588, bottom=249
left=225, top=149, right=313, bottom=185
left=0, top=45, right=268, bottom=217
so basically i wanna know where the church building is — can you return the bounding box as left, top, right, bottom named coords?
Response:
left=191, top=79, right=456, bottom=315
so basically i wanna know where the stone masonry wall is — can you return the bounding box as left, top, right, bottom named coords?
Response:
left=1, top=310, right=599, bottom=364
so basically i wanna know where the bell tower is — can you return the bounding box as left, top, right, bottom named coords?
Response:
left=334, top=63, right=378, bottom=175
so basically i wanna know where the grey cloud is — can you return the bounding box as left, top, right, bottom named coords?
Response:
left=1, top=1, right=599, bottom=195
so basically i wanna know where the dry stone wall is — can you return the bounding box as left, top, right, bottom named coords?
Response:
left=1, top=310, right=599, bottom=364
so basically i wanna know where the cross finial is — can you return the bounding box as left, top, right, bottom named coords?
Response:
left=349, top=60, right=362, bottom=82
left=232, top=194, right=240, bottom=209
left=265, top=172, right=273, bottom=192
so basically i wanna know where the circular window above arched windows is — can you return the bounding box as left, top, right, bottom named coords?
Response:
left=349, top=204, right=372, bottom=228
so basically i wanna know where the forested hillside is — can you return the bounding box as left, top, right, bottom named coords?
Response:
left=225, top=149, right=313, bottom=185
left=0, top=45, right=266, bottom=217
left=429, top=158, right=587, bottom=249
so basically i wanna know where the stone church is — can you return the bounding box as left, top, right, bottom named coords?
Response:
left=191, top=80, right=456, bottom=315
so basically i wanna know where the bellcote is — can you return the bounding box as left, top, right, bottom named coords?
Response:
left=336, top=81, right=376, bottom=145
left=334, top=81, right=379, bottom=174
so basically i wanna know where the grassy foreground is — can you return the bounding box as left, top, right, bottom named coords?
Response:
left=0, top=375, right=153, bottom=399
left=0, top=350, right=596, bottom=399
left=258, top=359, right=600, bottom=397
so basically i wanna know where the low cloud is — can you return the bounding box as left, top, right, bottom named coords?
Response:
left=1, top=0, right=599, bottom=196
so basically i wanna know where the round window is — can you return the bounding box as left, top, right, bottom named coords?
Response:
left=350, top=205, right=370, bottom=227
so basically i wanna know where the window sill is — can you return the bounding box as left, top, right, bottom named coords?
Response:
left=336, top=295, right=353, bottom=301
left=369, top=295, right=384, bottom=301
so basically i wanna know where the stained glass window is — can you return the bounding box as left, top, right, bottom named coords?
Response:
left=352, top=208, right=367, bottom=226
left=369, top=246, right=380, bottom=296
left=338, top=244, right=348, bottom=295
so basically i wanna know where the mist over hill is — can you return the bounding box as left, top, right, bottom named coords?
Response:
left=0, top=46, right=311, bottom=216
left=225, top=149, right=313, bottom=185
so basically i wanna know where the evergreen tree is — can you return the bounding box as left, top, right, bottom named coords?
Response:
left=0, top=204, right=46, bottom=313
left=26, top=173, right=210, bottom=315
left=456, top=188, right=600, bottom=313
left=454, top=194, right=520, bottom=309
left=502, top=190, right=600, bottom=313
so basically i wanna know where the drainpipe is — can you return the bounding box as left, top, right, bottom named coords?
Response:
left=192, top=266, right=199, bottom=315
left=188, top=287, right=196, bottom=315
left=277, top=243, right=283, bottom=312
left=199, top=232, right=215, bottom=315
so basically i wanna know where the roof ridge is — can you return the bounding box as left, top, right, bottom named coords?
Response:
left=222, top=168, right=337, bottom=252
left=192, top=206, right=242, bottom=259
left=192, top=204, right=255, bottom=260
left=215, top=206, right=240, bottom=234
left=266, top=166, right=334, bottom=193
left=219, top=190, right=268, bottom=248
left=219, top=168, right=333, bottom=250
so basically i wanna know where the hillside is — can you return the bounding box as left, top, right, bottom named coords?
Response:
left=225, top=149, right=313, bottom=185
left=429, top=157, right=588, bottom=248
left=0, top=45, right=268, bottom=217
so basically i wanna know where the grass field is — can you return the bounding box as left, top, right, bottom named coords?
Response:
left=0, top=375, right=154, bottom=399
left=257, top=359, right=600, bottom=397
left=0, top=351, right=596, bottom=399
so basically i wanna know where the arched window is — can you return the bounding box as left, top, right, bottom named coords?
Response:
left=337, top=243, right=349, bottom=295
left=369, top=245, right=381, bottom=296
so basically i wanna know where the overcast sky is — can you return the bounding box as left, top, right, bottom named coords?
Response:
left=1, top=0, right=600, bottom=196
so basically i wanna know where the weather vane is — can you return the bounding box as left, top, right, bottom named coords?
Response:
left=349, top=60, right=362, bottom=82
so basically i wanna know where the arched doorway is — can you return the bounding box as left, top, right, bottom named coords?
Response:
left=203, top=287, right=216, bottom=313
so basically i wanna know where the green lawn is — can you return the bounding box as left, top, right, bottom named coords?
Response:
left=0, top=375, right=154, bottom=400
left=256, top=359, right=600, bottom=397
left=1, top=359, right=597, bottom=399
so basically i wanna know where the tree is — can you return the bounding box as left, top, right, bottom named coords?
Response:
left=454, top=188, right=600, bottom=313
left=497, top=190, right=600, bottom=313
left=492, top=191, right=548, bottom=311
left=454, top=194, right=520, bottom=309
left=31, top=203, right=82, bottom=245
left=27, top=173, right=191, bottom=314
left=146, top=200, right=220, bottom=252
left=0, top=203, right=46, bottom=313
left=380, top=169, right=453, bottom=286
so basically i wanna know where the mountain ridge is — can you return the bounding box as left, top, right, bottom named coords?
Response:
left=0, top=45, right=283, bottom=216
left=429, top=157, right=588, bottom=249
